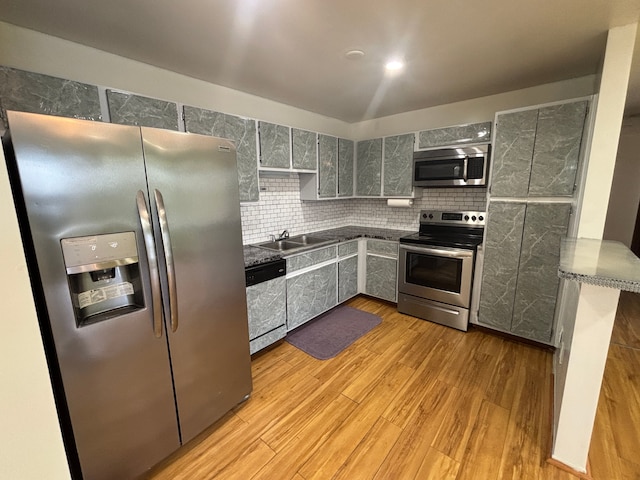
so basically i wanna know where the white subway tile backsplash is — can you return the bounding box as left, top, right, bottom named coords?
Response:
left=240, top=175, right=487, bottom=244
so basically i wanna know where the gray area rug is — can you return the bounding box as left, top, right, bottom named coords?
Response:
left=286, top=305, right=382, bottom=360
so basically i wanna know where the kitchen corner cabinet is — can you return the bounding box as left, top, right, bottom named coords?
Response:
left=478, top=202, right=571, bottom=343
left=365, top=239, right=398, bottom=303
left=286, top=246, right=338, bottom=330
left=291, top=128, right=317, bottom=170
left=318, top=134, right=338, bottom=198
left=338, top=241, right=359, bottom=302
left=338, top=138, right=354, bottom=197
left=183, top=106, right=259, bottom=202
left=490, top=100, right=588, bottom=198
left=246, top=276, right=287, bottom=354
left=383, top=133, right=415, bottom=197
left=356, top=138, right=383, bottom=196
left=259, top=121, right=291, bottom=169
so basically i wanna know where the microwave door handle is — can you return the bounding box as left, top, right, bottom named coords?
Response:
left=463, top=156, right=469, bottom=182
left=154, top=189, right=179, bottom=333
left=400, top=244, right=474, bottom=258
left=136, top=190, right=163, bottom=338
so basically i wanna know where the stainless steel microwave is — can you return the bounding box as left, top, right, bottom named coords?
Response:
left=413, top=144, right=490, bottom=187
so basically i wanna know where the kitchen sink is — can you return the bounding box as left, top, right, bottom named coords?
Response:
left=256, top=235, right=334, bottom=252
left=287, top=234, right=330, bottom=245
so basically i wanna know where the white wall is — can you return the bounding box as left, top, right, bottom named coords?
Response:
left=604, top=115, right=640, bottom=246
left=0, top=150, right=71, bottom=478
left=552, top=22, right=638, bottom=473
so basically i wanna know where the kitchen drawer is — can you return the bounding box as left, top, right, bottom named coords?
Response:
left=286, top=245, right=337, bottom=273
left=338, top=240, right=358, bottom=257
left=367, top=239, right=398, bottom=258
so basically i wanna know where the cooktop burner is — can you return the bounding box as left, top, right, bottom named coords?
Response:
left=399, top=210, right=486, bottom=249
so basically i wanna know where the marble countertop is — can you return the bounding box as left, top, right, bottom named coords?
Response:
left=243, top=226, right=414, bottom=267
left=558, top=238, right=640, bottom=292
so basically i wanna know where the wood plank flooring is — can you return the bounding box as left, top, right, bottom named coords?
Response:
left=146, top=294, right=640, bottom=480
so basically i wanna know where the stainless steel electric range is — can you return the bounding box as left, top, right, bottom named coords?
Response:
left=398, top=210, right=485, bottom=331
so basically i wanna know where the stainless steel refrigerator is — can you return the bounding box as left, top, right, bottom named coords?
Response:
left=3, top=111, right=252, bottom=480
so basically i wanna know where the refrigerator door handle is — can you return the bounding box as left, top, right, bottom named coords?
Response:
left=154, top=189, right=179, bottom=332
left=136, top=190, right=163, bottom=338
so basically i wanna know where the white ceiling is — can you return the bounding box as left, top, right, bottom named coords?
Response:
left=0, top=0, right=639, bottom=123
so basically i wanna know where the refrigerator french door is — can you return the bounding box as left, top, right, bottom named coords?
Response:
left=3, top=111, right=252, bottom=480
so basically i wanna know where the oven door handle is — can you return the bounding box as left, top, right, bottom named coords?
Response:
left=400, top=244, right=474, bottom=259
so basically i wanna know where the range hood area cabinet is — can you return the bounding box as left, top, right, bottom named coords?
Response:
left=355, top=133, right=419, bottom=198
left=477, top=98, right=590, bottom=344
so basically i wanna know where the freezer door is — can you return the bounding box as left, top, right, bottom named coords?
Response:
left=4, top=112, right=180, bottom=480
left=141, top=127, right=252, bottom=444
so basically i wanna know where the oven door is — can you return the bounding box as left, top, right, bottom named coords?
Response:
left=398, top=244, right=475, bottom=308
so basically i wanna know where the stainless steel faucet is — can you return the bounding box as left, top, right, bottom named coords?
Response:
left=269, top=230, right=289, bottom=241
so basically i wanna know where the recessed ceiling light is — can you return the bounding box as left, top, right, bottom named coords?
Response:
left=385, top=59, right=405, bottom=72
left=345, top=49, right=365, bottom=59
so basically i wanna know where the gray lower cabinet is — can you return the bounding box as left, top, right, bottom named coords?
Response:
left=365, top=239, right=398, bottom=303
left=286, top=263, right=338, bottom=330
left=259, top=121, right=290, bottom=168
left=183, top=106, right=259, bottom=202
left=246, top=276, right=287, bottom=354
left=383, top=133, right=414, bottom=197
left=479, top=202, right=571, bottom=343
left=338, top=251, right=358, bottom=303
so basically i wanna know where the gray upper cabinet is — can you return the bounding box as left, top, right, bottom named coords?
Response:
left=107, top=91, right=179, bottom=131
left=292, top=128, right=317, bottom=170
left=338, top=138, right=354, bottom=197
left=0, top=67, right=102, bottom=131
left=490, top=110, right=538, bottom=198
left=383, top=133, right=414, bottom=197
left=259, top=121, right=290, bottom=168
left=184, top=106, right=259, bottom=202
left=528, top=101, right=588, bottom=196
left=491, top=99, right=588, bottom=198
left=356, top=138, right=383, bottom=196
left=418, top=122, right=491, bottom=149
left=318, top=134, right=338, bottom=198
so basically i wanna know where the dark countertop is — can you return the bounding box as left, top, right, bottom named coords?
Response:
left=243, top=226, right=414, bottom=268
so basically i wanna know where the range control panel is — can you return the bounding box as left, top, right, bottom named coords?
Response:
left=420, top=210, right=486, bottom=226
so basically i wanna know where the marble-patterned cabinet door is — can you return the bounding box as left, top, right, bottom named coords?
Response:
left=338, top=256, right=358, bottom=303
left=491, top=99, right=588, bottom=198
left=338, top=138, right=354, bottom=197
left=107, top=91, right=179, bottom=130
left=383, top=133, right=415, bottom=197
left=478, top=202, right=526, bottom=331
left=246, top=276, right=287, bottom=354
left=511, top=203, right=571, bottom=342
left=490, top=109, right=538, bottom=198
left=292, top=128, right=317, bottom=170
left=286, top=263, right=338, bottom=330
left=183, top=106, right=259, bottom=202
left=259, top=121, right=290, bottom=168
left=356, top=138, right=383, bottom=196
left=318, top=134, right=338, bottom=198
left=528, top=101, right=588, bottom=197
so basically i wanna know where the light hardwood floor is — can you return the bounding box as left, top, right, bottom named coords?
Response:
left=146, top=293, right=640, bottom=480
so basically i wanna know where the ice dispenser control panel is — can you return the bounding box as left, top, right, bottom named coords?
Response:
left=61, top=232, right=144, bottom=326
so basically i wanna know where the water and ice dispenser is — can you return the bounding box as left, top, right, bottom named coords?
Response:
left=61, top=232, right=145, bottom=326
